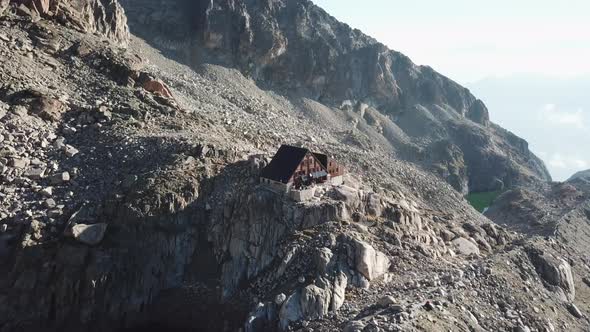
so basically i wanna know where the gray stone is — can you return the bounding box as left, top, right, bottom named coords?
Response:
left=25, top=167, right=46, bottom=180
left=11, top=106, right=28, bottom=117
left=366, top=192, right=382, bottom=217
left=62, top=127, right=77, bottom=135
left=440, top=229, right=455, bottom=242
left=567, top=303, right=583, bottom=318
left=353, top=239, right=390, bottom=281
left=71, top=223, right=108, bottom=246
left=40, top=187, right=53, bottom=197
left=514, top=325, right=531, bottom=332
left=332, top=186, right=362, bottom=210
left=49, top=172, right=70, bottom=185
left=344, top=321, right=366, bottom=332
left=53, top=137, right=66, bottom=149
left=275, top=293, right=287, bottom=305
left=300, top=284, right=331, bottom=320
left=529, top=250, right=575, bottom=301
left=452, top=237, right=480, bottom=256
left=43, top=199, right=56, bottom=209
left=314, top=247, right=333, bottom=274
left=64, top=145, right=79, bottom=157
left=377, top=295, right=397, bottom=307
left=10, top=158, right=29, bottom=169
left=278, top=282, right=335, bottom=329
left=330, top=271, right=347, bottom=311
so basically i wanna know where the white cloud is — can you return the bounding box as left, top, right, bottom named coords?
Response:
left=543, top=153, right=589, bottom=170
left=539, top=104, right=586, bottom=129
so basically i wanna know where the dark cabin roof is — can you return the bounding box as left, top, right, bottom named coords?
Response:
left=261, top=145, right=309, bottom=183
left=313, top=153, right=328, bottom=169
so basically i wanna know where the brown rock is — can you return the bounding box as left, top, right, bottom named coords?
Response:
left=32, top=97, right=66, bottom=122
left=142, top=78, right=174, bottom=99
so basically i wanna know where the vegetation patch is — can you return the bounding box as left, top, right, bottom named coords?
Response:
left=466, top=191, right=502, bottom=213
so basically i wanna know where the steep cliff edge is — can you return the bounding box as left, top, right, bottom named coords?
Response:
left=118, top=0, right=551, bottom=194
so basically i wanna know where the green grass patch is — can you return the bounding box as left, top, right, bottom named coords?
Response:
left=466, top=191, right=502, bottom=213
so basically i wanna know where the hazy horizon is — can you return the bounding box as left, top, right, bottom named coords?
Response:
left=313, top=0, right=590, bottom=181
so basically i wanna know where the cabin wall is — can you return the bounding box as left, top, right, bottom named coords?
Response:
left=260, top=177, right=290, bottom=193
left=293, top=153, right=326, bottom=179
left=289, top=187, right=316, bottom=202
left=327, top=158, right=344, bottom=177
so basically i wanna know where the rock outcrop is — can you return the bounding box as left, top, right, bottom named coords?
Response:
left=6, top=0, right=129, bottom=45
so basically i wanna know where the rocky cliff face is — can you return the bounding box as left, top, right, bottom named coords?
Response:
left=118, top=0, right=551, bottom=194
left=3, top=0, right=129, bottom=45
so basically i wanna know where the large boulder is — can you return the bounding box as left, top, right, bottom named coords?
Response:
left=142, top=77, right=174, bottom=99
left=300, top=284, right=331, bottom=320
left=452, top=237, right=480, bottom=256
left=278, top=275, right=347, bottom=330
left=31, top=96, right=67, bottom=122
left=353, top=239, right=390, bottom=281
left=71, top=223, right=108, bottom=245
left=528, top=249, right=575, bottom=301
left=332, top=186, right=362, bottom=210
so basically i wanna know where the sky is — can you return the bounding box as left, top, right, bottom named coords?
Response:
left=313, top=0, right=590, bottom=180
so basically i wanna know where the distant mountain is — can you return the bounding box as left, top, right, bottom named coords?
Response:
left=468, top=75, right=590, bottom=181
left=569, top=169, right=590, bottom=182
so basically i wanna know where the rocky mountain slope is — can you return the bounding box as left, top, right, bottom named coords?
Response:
left=117, top=0, right=551, bottom=195
left=569, top=170, right=590, bottom=182
left=0, top=1, right=588, bottom=332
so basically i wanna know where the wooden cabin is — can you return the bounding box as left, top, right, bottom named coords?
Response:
left=260, top=145, right=345, bottom=192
